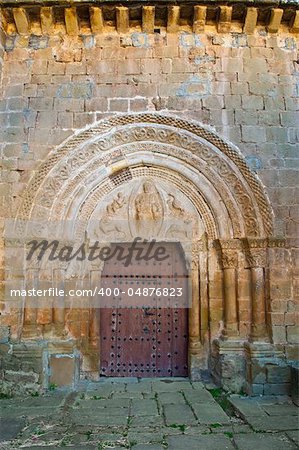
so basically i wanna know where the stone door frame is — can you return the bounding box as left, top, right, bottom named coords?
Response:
left=4, top=112, right=275, bottom=383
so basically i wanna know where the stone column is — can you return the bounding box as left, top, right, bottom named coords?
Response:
left=210, top=240, right=246, bottom=392
left=0, top=12, right=4, bottom=79
left=189, top=253, right=200, bottom=348
left=243, top=240, right=269, bottom=342
left=188, top=241, right=203, bottom=380
left=219, top=240, right=241, bottom=339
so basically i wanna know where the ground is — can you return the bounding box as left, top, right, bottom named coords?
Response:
left=0, top=379, right=298, bottom=449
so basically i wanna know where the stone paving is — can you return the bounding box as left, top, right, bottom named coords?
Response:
left=0, top=378, right=298, bottom=449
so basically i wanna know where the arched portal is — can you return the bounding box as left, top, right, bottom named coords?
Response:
left=5, top=113, right=274, bottom=385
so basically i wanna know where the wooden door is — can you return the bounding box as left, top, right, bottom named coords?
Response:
left=100, top=242, right=188, bottom=377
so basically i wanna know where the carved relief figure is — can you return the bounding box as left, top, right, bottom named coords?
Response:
left=106, top=192, right=126, bottom=215
left=135, top=181, right=162, bottom=221
left=166, top=193, right=194, bottom=238
left=98, top=192, right=127, bottom=237
left=134, top=181, right=163, bottom=236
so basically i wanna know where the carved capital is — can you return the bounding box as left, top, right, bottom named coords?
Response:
left=216, top=239, right=240, bottom=269
left=221, top=250, right=238, bottom=269
left=242, top=238, right=268, bottom=268
left=245, top=248, right=267, bottom=268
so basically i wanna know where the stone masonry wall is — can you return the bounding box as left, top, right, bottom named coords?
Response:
left=0, top=28, right=298, bottom=355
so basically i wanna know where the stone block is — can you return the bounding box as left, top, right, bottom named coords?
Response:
left=109, top=99, right=129, bottom=112
left=287, top=326, right=299, bottom=344
left=266, top=363, right=291, bottom=383
left=291, top=365, right=298, bottom=406
left=272, top=326, right=287, bottom=344
left=168, top=435, right=235, bottom=450
left=242, top=126, right=266, bottom=143
left=73, top=112, right=95, bottom=128
left=0, top=418, right=25, bottom=443
left=258, top=111, right=280, bottom=126
left=267, top=127, right=289, bottom=143
left=129, top=98, right=148, bottom=112
left=263, top=383, right=290, bottom=395
left=4, top=369, right=39, bottom=383
left=241, top=95, right=264, bottom=110
left=87, top=60, right=115, bottom=75
left=164, top=403, right=197, bottom=425
left=222, top=58, right=243, bottom=73
left=243, top=57, right=267, bottom=74
left=118, top=60, right=141, bottom=75
left=234, top=433, right=297, bottom=450
left=49, top=354, right=77, bottom=387
left=280, top=112, right=299, bottom=127
left=54, top=98, right=84, bottom=112
left=235, top=110, right=257, bottom=125
left=57, top=111, right=73, bottom=128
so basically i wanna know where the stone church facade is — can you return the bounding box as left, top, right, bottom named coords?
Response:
left=0, top=0, right=298, bottom=396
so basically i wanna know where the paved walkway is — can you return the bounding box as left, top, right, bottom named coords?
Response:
left=0, top=378, right=298, bottom=449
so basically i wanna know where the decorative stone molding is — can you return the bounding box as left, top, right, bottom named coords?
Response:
left=215, top=239, right=242, bottom=269
left=15, top=113, right=273, bottom=240
left=242, top=238, right=268, bottom=268
left=0, top=2, right=298, bottom=38
left=221, top=251, right=239, bottom=269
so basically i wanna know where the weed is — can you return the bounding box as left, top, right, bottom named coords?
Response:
left=48, top=383, right=57, bottom=391
left=224, top=431, right=233, bottom=438
left=86, top=430, right=93, bottom=440
left=169, top=423, right=186, bottom=432
left=127, top=416, right=133, bottom=426
left=210, top=423, right=223, bottom=428
left=208, top=388, right=223, bottom=398
left=0, top=392, right=12, bottom=399
left=31, top=391, right=39, bottom=397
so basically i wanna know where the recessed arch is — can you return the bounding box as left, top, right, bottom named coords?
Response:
left=16, top=113, right=273, bottom=239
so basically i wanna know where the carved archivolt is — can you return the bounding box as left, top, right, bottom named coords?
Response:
left=15, top=113, right=273, bottom=239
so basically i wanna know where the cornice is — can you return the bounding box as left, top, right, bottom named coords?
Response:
left=0, top=1, right=298, bottom=5
left=0, top=1, right=298, bottom=36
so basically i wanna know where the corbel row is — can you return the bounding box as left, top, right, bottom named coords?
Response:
left=0, top=3, right=298, bottom=37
